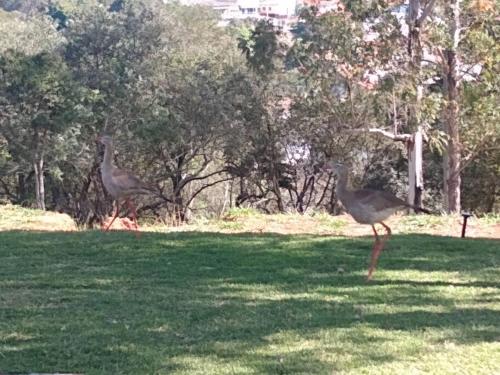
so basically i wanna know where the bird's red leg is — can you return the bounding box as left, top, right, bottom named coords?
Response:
left=380, top=221, right=392, bottom=242
left=104, top=200, right=121, bottom=231
left=371, top=224, right=380, bottom=241
left=367, top=224, right=383, bottom=281
left=367, top=222, right=392, bottom=280
left=126, top=198, right=141, bottom=238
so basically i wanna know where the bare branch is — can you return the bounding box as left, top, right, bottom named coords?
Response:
left=347, top=128, right=412, bottom=142
left=178, top=168, right=228, bottom=191
left=315, top=174, right=332, bottom=207
left=421, top=58, right=440, bottom=66
left=457, top=63, right=482, bottom=83
left=186, top=177, right=234, bottom=207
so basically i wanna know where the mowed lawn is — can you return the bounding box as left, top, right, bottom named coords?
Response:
left=0, top=230, right=499, bottom=374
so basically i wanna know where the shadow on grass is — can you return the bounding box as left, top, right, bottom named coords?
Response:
left=0, top=230, right=499, bottom=374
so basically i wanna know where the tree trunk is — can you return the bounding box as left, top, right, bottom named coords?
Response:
left=272, top=172, right=285, bottom=213
left=171, top=188, right=185, bottom=224
left=442, top=0, right=462, bottom=213
left=265, top=119, right=285, bottom=213
left=236, top=178, right=247, bottom=207
left=407, top=126, right=424, bottom=208
left=170, top=156, right=187, bottom=224
left=17, top=173, right=27, bottom=203
left=407, top=0, right=422, bottom=60
left=33, top=156, right=45, bottom=210
left=229, top=180, right=234, bottom=209
left=443, top=53, right=461, bottom=213
left=406, top=0, right=429, bottom=211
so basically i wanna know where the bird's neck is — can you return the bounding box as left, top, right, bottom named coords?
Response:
left=102, top=143, right=114, bottom=172
left=335, top=171, right=349, bottom=198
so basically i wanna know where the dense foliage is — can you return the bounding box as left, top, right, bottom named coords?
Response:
left=0, top=0, right=498, bottom=225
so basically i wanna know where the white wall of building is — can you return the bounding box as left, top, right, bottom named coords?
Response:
left=259, top=0, right=297, bottom=16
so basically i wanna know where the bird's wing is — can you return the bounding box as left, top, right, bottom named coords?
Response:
left=111, top=168, right=153, bottom=194
left=355, top=189, right=407, bottom=211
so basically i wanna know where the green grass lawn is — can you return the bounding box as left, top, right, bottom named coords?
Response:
left=0, top=231, right=499, bottom=374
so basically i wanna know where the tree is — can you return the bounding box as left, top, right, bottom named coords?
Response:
left=0, top=0, right=46, bottom=14
left=128, top=2, right=241, bottom=222
left=61, top=1, right=166, bottom=223
left=0, top=0, right=498, bottom=220
left=421, top=0, right=498, bottom=213
left=287, top=7, right=416, bottom=210
left=0, top=11, right=63, bottom=54
left=0, top=51, right=86, bottom=209
left=132, top=62, right=235, bottom=222
left=456, top=2, right=499, bottom=212
left=234, top=21, right=298, bottom=212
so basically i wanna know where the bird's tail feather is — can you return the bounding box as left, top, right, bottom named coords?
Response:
left=132, top=181, right=160, bottom=196
left=138, top=185, right=160, bottom=196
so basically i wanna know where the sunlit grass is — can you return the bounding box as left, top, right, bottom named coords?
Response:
left=0, top=204, right=76, bottom=231
left=182, top=208, right=498, bottom=239
left=1, top=204, right=498, bottom=239
left=0, top=230, right=498, bottom=374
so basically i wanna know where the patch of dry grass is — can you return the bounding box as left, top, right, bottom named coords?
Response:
left=180, top=209, right=500, bottom=239
left=1, top=204, right=498, bottom=239
left=0, top=204, right=76, bottom=231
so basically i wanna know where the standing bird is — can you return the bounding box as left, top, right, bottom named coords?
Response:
left=324, top=161, right=431, bottom=280
left=97, top=135, right=154, bottom=235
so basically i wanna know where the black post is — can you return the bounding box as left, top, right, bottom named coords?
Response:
left=461, top=212, right=472, bottom=238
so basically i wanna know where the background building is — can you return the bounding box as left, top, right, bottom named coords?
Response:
left=177, top=0, right=340, bottom=29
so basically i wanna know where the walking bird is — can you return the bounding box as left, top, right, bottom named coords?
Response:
left=324, top=161, right=431, bottom=280
left=97, top=135, right=154, bottom=235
